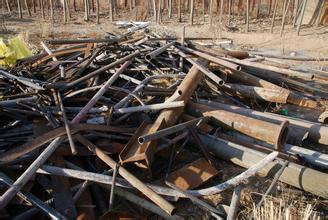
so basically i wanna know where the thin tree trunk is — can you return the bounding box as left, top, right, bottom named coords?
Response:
left=297, top=0, right=307, bottom=35
left=228, top=0, right=232, bottom=25
left=5, top=0, right=11, bottom=13
left=190, top=0, right=194, bottom=25
left=32, top=0, right=36, bottom=13
left=24, top=0, right=31, bottom=16
left=109, top=0, right=113, bottom=22
left=41, top=0, right=45, bottom=19
left=178, top=0, right=181, bottom=22
left=91, top=0, right=95, bottom=13
left=84, top=0, right=89, bottom=21
left=96, top=0, right=99, bottom=24
left=246, top=0, right=249, bottom=32
left=280, top=0, right=291, bottom=36
left=316, top=0, right=324, bottom=26
left=152, top=0, right=157, bottom=22
left=49, top=0, right=53, bottom=21
left=219, top=0, right=223, bottom=32
left=268, top=0, right=272, bottom=15
left=63, top=0, right=67, bottom=22
left=157, top=0, right=162, bottom=24
left=73, top=0, right=76, bottom=12
left=209, top=0, right=213, bottom=25
left=270, top=0, right=278, bottom=33
left=255, top=0, right=260, bottom=18
left=66, top=0, right=71, bottom=19
left=168, top=0, right=172, bottom=18
left=17, top=0, right=23, bottom=19
left=129, top=0, right=132, bottom=11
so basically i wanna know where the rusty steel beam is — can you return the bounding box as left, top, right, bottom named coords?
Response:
left=119, top=60, right=208, bottom=168
left=187, top=102, right=289, bottom=150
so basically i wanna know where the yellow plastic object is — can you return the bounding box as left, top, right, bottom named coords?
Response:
left=0, top=37, right=32, bottom=67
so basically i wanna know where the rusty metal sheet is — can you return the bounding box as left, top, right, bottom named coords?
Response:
left=167, top=158, right=219, bottom=190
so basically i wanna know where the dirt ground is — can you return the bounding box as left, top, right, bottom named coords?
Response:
left=1, top=10, right=328, bottom=59
left=1, top=9, right=327, bottom=219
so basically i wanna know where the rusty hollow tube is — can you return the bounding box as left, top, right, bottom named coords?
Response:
left=145, top=41, right=175, bottom=61
left=138, top=117, right=206, bottom=144
left=197, top=99, right=328, bottom=146
left=187, top=102, right=289, bottom=150
left=177, top=45, right=241, bottom=71
left=223, top=83, right=289, bottom=103
left=176, top=49, right=224, bottom=86
left=62, top=51, right=139, bottom=90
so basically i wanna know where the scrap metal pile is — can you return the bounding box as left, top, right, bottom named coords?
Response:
left=0, top=26, right=327, bottom=219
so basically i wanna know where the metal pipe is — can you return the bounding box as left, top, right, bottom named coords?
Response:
left=227, top=186, right=242, bottom=220
left=176, top=49, right=224, bottom=86
left=75, top=134, right=176, bottom=215
left=63, top=51, right=138, bottom=90
left=71, top=61, right=131, bottom=124
left=0, top=137, right=63, bottom=209
left=177, top=45, right=241, bottom=71
left=115, top=101, right=184, bottom=114
left=0, top=172, right=66, bottom=220
left=48, top=37, right=122, bottom=45
left=188, top=102, right=289, bottom=150
left=199, top=133, right=328, bottom=198
left=145, top=41, right=175, bottom=61
left=138, top=117, right=205, bottom=144
left=197, top=99, right=328, bottom=145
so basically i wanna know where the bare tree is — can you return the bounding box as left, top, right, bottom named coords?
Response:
left=17, top=0, right=22, bottom=19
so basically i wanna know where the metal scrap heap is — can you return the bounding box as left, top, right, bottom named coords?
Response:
left=0, top=28, right=327, bottom=219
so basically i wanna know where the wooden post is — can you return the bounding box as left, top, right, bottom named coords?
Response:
left=246, top=0, right=249, bottom=32
left=270, top=0, right=278, bottom=33
left=109, top=0, right=113, bottom=22
left=280, top=0, right=291, bottom=36
left=168, top=0, right=172, bottom=18
left=190, top=0, right=194, bottom=25
left=17, top=0, right=23, bottom=19
left=296, top=0, right=307, bottom=35
left=178, top=0, right=181, bottom=22
left=24, top=0, right=31, bottom=16
left=49, top=0, right=53, bottom=21
left=96, top=0, right=99, bottom=24
left=5, top=0, right=11, bottom=13
left=209, top=0, right=213, bottom=25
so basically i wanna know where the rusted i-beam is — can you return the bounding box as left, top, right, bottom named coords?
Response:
left=119, top=60, right=208, bottom=168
